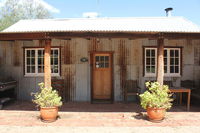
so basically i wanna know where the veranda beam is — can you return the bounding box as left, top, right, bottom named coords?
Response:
left=156, top=37, right=164, bottom=86
left=44, top=39, right=52, bottom=89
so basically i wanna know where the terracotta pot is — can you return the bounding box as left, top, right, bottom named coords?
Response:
left=40, top=106, right=58, bottom=122
left=147, top=108, right=166, bottom=121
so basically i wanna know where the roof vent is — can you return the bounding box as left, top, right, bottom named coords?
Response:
left=165, top=8, right=173, bottom=17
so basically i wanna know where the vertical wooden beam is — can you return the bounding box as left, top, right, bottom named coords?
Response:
left=156, top=37, right=164, bottom=86
left=44, top=39, right=51, bottom=89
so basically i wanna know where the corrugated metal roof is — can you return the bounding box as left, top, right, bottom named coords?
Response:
left=2, top=17, right=200, bottom=33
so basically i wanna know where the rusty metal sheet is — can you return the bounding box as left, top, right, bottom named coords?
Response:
left=63, top=65, right=76, bottom=101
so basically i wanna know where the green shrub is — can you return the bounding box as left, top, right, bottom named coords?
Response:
left=139, top=82, right=173, bottom=110
left=32, top=82, right=62, bottom=108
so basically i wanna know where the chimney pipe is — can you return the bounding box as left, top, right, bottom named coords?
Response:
left=165, top=8, right=173, bottom=17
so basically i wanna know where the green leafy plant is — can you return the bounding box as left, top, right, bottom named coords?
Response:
left=139, top=82, right=173, bottom=110
left=32, top=82, right=62, bottom=108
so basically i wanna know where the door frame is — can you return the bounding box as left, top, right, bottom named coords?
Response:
left=90, top=51, right=114, bottom=103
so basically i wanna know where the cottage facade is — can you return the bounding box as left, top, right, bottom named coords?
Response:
left=0, top=17, right=200, bottom=102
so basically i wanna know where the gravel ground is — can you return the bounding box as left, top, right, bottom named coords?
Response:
left=1, top=126, right=200, bottom=133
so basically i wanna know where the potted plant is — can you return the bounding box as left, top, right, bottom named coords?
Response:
left=32, top=82, right=62, bottom=122
left=139, top=82, right=173, bottom=122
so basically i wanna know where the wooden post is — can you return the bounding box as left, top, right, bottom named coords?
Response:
left=156, top=37, right=164, bottom=86
left=44, top=39, right=51, bottom=89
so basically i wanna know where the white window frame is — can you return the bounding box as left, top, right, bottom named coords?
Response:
left=24, top=48, right=60, bottom=77
left=144, top=47, right=181, bottom=77
left=164, top=48, right=181, bottom=77
left=144, top=48, right=157, bottom=77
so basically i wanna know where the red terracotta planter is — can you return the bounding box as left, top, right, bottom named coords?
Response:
left=40, top=106, right=58, bottom=122
left=147, top=108, right=166, bottom=121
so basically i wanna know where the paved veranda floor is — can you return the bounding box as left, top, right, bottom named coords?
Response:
left=0, top=101, right=200, bottom=128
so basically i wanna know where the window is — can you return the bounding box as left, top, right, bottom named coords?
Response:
left=25, top=48, right=60, bottom=76
left=145, top=47, right=181, bottom=77
left=95, top=55, right=110, bottom=68
left=145, top=48, right=157, bottom=76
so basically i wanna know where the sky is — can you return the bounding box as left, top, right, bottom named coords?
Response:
left=3, top=0, right=200, bottom=25
left=44, top=0, right=200, bottom=25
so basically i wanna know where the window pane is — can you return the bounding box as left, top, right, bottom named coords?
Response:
left=38, top=50, right=41, bottom=57
left=151, top=66, right=155, bottom=73
left=38, top=50, right=44, bottom=57
left=164, top=58, right=167, bottom=65
left=175, top=50, right=179, bottom=57
left=27, top=58, right=30, bottom=65
left=170, top=66, right=174, bottom=73
left=175, top=66, right=179, bottom=73
left=146, top=66, right=150, bottom=73
left=105, top=56, right=109, bottom=61
left=146, top=50, right=150, bottom=57
left=54, top=58, right=58, bottom=64
left=164, top=50, right=167, bottom=57
left=31, top=50, right=35, bottom=57
left=170, top=58, right=174, bottom=65
left=54, top=66, right=58, bottom=73
left=151, top=50, right=155, bottom=56
left=175, top=58, right=179, bottom=65
left=27, top=50, right=30, bottom=57
left=146, top=58, right=150, bottom=65
left=151, top=58, right=155, bottom=65
left=31, top=66, right=35, bottom=73
left=170, top=50, right=174, bottom=57
left=38, top=58, right=41, bottom=65
left=100, top=63, right=104, bottom=68
left=54, top=50, right=58, bottom=57
left=38, top=66, right=43, bottom=73
left=31, top=58, right=35, bottom=65
left=100, top=56, right=104, bottom=61
left=96, top=56, right=99, bottom=61
left=27, top=66, right=30, bottom=73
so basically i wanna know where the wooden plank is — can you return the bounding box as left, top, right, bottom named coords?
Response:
left=13, top=41, right=21, bottom=66
left=1, top=32, right=200, bottom=41
left=44, top=39, right=51, bottom=89
left=156, top=38, right=164, bottom=85
left=0, top=33, right=46, bottom=40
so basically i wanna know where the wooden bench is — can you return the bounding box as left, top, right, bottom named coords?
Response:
left=51, top=79, right=65, bottom=101
left=124, top=80, right=140, bottom=102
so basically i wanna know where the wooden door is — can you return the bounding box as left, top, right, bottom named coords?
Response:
left=92, top=53, right=113, bottom=100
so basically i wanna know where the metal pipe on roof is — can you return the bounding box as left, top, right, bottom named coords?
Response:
left=165, top=8, right=173, bottom=17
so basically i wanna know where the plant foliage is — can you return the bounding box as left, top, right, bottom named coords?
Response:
left=32, top=82, right=62, bottom=108
left=139, top=82, right=173, bottom=110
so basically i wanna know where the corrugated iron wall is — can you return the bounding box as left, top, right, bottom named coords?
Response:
left=0, top=38, right=200, bottom=101
left=61, top=40, right=76, bottom=101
